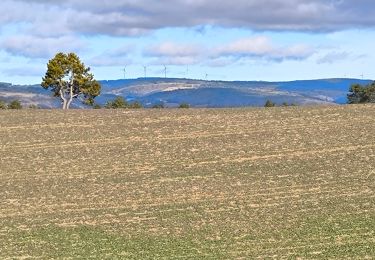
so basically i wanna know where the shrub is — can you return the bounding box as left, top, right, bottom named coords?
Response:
left=105, top=97, right=143, bottom=109
left=8, top=100, right=22, bottom=109
left=83, top=98, right=95, bottom=106
left=152, top=103, right=165, bottom=109
left=0, top=100, right=6, bottom=109
left=348, top=82, right=375, bottom=104
left=179, top=103, right=190, bottom=108
left=93, top=104, right=102, bottom=109
left=28, top=104, right=40, bottom=109
left=128, top=101, right=143, bottom=109
left=105, top=97, right=128, bottom=109
left=281, top=102, right=297, bottom=107
left=264, top=100, right=275, bottom=108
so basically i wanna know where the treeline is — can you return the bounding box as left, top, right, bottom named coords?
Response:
left=13, top=81, right=375, bottom=109
left=264, top=100, right=297, bottom=108
left=0, top=100, right=25, bottom=109
left=102, top=97, right=142, bottom=109
left=348, top=82, right=375, bottom=104
left=0, top=97, right=191, bottom=110
left=96, top=97, right=190, bottom=109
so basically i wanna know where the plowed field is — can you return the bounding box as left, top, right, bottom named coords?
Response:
left=0, top=106, right=374, bottom=259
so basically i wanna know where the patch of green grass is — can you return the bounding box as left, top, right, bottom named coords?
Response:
left=6, top=225, right=230, bottom=259
left=4, top=213, right=373, bottom=259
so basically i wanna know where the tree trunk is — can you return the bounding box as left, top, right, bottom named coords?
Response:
left=66, top=72, right=75, bottom=109
left=60, top=89, right=68, bottom=110
left=66, top=89, right=73, bottom=109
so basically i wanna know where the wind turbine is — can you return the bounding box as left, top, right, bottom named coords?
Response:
left=186, top=65, right=189, bottom=78
left=143, top=66, right=147, bottom=78
left=205, top=73, right=208, bottom=81
left=163, top=65, right=167, bottom=78
left=123, top=66, right=127, bottom=79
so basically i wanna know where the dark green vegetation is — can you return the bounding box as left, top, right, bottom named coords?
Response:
left=0, top=100, right=6, bottom=109
left=0, top=106, right=374, bottom=258
left=152, top=103, right=166, bottom=109
left=179, top=103, right=191, bottom=109
left=348, top=81, right=375, bottom=104
left=265, top=100, right=297, bottom=108
left=264, top=100, right=276, bottom=107
left=7, top=100, right=23, bottom=110
left=105, top=96, right=143, bottom=109
left=0, top=99, right=23, bottom=109
left=42, top=52, right=101, bottom=109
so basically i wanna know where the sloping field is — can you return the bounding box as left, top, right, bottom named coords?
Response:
left=0, top=106, right=374, bottom=259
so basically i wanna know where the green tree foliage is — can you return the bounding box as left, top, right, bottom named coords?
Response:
left=264, top=100, right=276, bottom=107
left=128, top=101, right=143, bottom=109
left=41, top=52, right=101, bottom=109
left=0, top=100, right=6, bottom=109
left=281, top=102, right=298, bottom=107
left=152, top=103, right=165, bottom=109
left=105, top=97, right=143, bottom=109
left=179, top=103, right=190, bottom=108
left=8, top=100, right=22, bottom=109
left=348, top=82, right=375, bottom=104
left=105, top=97, right=128, bottom=109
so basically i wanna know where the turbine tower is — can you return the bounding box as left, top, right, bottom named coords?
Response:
left=123, top=66, right=127, bottom=79
left=164, top=65, right=167, bottom=78
left=143, top=66, right=147, bottom=78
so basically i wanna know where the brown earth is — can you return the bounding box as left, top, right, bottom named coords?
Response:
left=0, top=106, right=374, bottom=259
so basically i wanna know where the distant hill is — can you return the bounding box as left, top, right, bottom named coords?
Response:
left=0, top=78, right=372, bottom=108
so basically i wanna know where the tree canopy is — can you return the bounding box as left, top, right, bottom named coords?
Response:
left=41, top=53, right=101, bottom=109
left=348, top=82, right=375, bottom=104
left=105, top=97, right=143, bottom=109
left=7, top=100, right=22, bottom=109
left=264, top=100, right=276, bottom=107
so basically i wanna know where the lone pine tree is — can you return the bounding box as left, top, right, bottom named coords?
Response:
left=42, top=53, right=101, bottom=109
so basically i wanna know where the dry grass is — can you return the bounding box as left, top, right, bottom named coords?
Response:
left=0, top=105, right=374, bottom=259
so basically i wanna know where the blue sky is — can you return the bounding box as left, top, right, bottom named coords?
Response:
left=0, top=0, right=374, bottom=85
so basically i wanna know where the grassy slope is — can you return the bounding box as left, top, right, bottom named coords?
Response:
left=0, top=106, right=374, bottom=259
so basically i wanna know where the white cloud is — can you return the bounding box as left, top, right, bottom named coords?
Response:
left=317, top=51, right=349, bottom=64
left=216, top=37, right=274, bottom=56
left=144, top=42, right=204, bottom=65
left=0, top=35, right=86, bottom=59
left=215, top=36, right=314, bottom=61
left=143, top=37, right=314, bottom=66
left=317, top=51, right=367, bottom=64
left=2, top=66, right=44, bottom=77
left=89, top=45, right=134, bottom=67
left=145, top=42, right=203, bottom=58
left=2, top=0, right=375, bottom=37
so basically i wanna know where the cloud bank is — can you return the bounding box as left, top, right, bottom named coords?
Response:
left=0, top=0, right=372, bottom=81
left=1, top=35, right=86, bottom=59
left=144, top=37, right=315, bottom=66
left=1, top=0, right=375, bottom=37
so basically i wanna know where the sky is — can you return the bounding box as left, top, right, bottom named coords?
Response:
left=0, top=0, right=374, bottom=85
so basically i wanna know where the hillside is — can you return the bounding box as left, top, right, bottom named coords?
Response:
left=0, top=78, right=372, bottom=108
left=0, top=106, right=374, bottom=258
